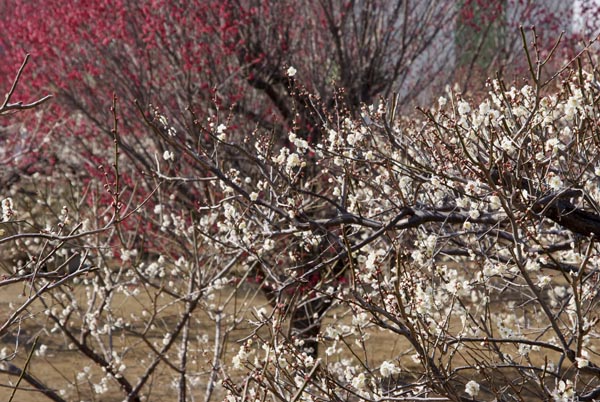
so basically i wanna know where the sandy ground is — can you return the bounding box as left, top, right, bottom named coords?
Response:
left=0, top=277, right=581, bottom=401
left=0, top=279, right=416, bottom=401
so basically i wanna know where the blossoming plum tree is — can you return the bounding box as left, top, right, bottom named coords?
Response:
left=168, top=35, right=600, bottom=401
left=2, top=2, right=600, bottom=402
left=0, top=56, right=122, bottom=401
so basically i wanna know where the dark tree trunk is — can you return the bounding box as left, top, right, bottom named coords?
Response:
left=290, top=294, right=332, bottom=357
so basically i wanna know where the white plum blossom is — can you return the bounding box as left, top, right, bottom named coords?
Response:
left=525, top=259, right=540, bottom=272
left=478, top=99, right=491, bottom=116
left=162, top=150, right=174, bottom=161
left=456, top=197, right=470, bottom=209
left=547, top=174, right=563, bottom=191
left=289, top=131, right=309, bottom=152
left=351, top=372, right=367, bottom=390
left=552, top=380, right=574, bottom=402
left=216, top=123, right=227, bottom=141
left=1, top=198, right=15, bottom=221
left=352, top=312, right=370, bottom=327
left=262, top=238, right=275, bottom=251
left=564, top=97, right=579, bottom=120
left=380, top=361, right=400, bottom=377
left=537, top=275, right=552, bottom=287
left=154, top=110, right=177, bottom=136
left=232, top=346, right=248, bottom=369
left=286, top=152, right=304, bottom=173
left=489, top=195, right=502, bottom=211
left=500, top=137, right=515, bottom=152
left=325, top=345, right=338, bottom=356
left=465, top=380, right=480, bottom=398
left=35, top=344, right=48, bottom=357
left=286, top=66, right=297, bottom=77
left=545, top=137, right=562, bottom=154
left=273, top=147, right=289, bottom=165
left=468, top=208, right=480, bottom=220
left=457, top=100, right=471, bottom=116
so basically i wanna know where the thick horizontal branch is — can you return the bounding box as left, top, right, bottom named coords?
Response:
left=391, top=208, right=499, bottom=229
left=278, top=207, right=499, bottom=235
left=449, top=336, right=564, bottom=354
left=532, top=189, right=600, bottom=237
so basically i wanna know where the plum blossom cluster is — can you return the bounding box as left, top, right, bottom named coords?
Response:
left=1, top=198, right=15, bottom=222
left=4, top=41, right=600, bottom=402
left=216, top=61, right=600, bottom=400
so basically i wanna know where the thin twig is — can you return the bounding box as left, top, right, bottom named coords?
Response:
left=8, top=336, right=38, bottom=402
